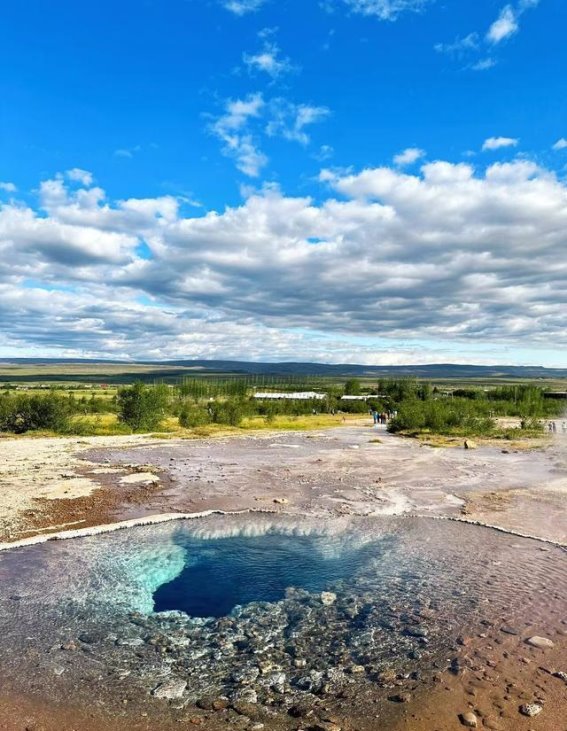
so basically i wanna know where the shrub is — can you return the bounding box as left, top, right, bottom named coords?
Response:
left=178, top=405, right=211, bottom=428
left=0, top=393, right=71, bottom=433
left=117, top=383, right=171, bottom=431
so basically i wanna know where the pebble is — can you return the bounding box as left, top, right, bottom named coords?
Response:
left=388, top=693, right=411, bottom=703
left=151, top=678, right=187, bottom=700
left=525, top=636, right=555, bottom=649
left=552, top=670, right=567, bottom=682
left=460, top=711, right=478, bottom=728
left=519, top=703, right=543, bottom=717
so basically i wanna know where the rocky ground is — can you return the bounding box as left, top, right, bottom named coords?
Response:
left=0, top=423, right=565, bottom=730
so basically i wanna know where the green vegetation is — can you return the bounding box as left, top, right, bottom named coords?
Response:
left=0, top=373, right=563, bottom=439
left=386, top=381, right=560, bottom=437
left=117, top=383, right=171, bottom=431
left=0, top=392, right=71, bottom=433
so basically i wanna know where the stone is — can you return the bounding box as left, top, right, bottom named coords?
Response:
left=309, top=722, right=342, bottom=731
left=289, top=703, right=314, bottom=719
left=211, top=698, right=230, bottom=711
left=388, top=693, right=411, bottom=703
left=320, top=592, right=337, bottom=606
left=526, top=636, right=555, bottom=649
left=552, top=670, right=567, bottom=682
left=151, top=678, right=187, bottom=700
left=519, top=703, right=543, bottom=717
left=78, top=631, right=102, bottom=644
left=273, top=497, right=289, bottom=505
left=460, top=711, right=478, bottom=728
left=464, top=439, right=477, bottom=450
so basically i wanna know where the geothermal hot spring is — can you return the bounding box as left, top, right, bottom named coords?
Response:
left=0, top=514, right=565, bottom=726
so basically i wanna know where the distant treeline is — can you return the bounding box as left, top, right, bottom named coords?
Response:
left=0, top=378, right=563, bottom=436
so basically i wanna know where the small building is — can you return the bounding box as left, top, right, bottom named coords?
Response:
left=340, top=394, right=386, bottom=401
left=253, top=391, right=326, bottom=401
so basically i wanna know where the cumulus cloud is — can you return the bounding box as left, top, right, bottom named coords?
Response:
left=0, top=182, right=17, bottom=193
left=209, top=93, right=329, bottom=174
left=482, top=136, right=519, bottom=151
left=552, top=138, right=567, bottom=151
left=66, top=168, right=94, bottom=186
left=343, top=0, right=433, bottom=21
left=2, top=161, right=567, bottom=362
left=393, top=147, right=425, bottom=167
left=222, top=0, right=268, bottom=15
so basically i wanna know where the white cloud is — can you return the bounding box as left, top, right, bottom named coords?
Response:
left=393, top=147, right=426, bottom=167
left=266, top=101, right=330, bottom=145
left=243, top=33, right=296, bottom=79
left=114, top=145, right=142, bottom=159
left=470, top=57, right=497, bottom=71
left=437, top=0, right=540, bottom=69
left=3, top=160, right=567, bottom=364
left=66, top=168, right=94, bottom=186
left=487, top=0, right=540, bottom=44
left=487, top=5, right=519, bottom=44
left=222, top=0, right=268, bottom=15
left=552, top=138, right=567, bottom=151
left=343, top=0, right=433, bottom=21
left=435, top=33, right=479, bottom=55
left=482, top=136, right=519, bottom=151
left=314, top=145, right=335, bottom=161
left=0, top=182, right=17, bottom=193
left=210, top=94, right=267, bottom=177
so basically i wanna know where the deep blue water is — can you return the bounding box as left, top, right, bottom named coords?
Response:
left=153, top=532, right=380, bottom=617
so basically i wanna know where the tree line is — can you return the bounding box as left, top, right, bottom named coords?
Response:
left=0, top=378, right=562, bottom=435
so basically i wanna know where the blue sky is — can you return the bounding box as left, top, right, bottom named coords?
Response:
left=1, top=0, right=567, bottom=365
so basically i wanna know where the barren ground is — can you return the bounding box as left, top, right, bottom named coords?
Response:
left=0, top=422, right=565, bottom=730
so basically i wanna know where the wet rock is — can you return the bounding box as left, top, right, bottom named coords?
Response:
left=459, top=711, right=478, bottom=727
left=233, top=687, right=258, bottom=704
left=320, top=592, right=337, bottom=606
left=519, top=703, right=543, bottom=717
left=525, top=636, right=554, bottom=649
left=151, top=678, right=187, bottom=700
left=268, top=671, right=286, bottom=693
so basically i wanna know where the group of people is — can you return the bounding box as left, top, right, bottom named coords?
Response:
left=371, top=409, right=395, bottom=425
left=547, top=421, right=567, bottom=434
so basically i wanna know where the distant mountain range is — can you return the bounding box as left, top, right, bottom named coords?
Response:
left=1, top=358, right=567, bottom=380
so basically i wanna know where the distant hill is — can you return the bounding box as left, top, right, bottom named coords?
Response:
left=0, top=358, right=566, bottom=381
